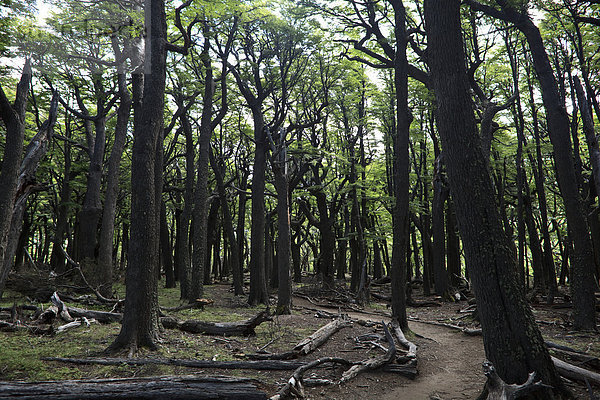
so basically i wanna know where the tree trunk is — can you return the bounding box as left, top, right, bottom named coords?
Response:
left=248, top=111, right=269, bottom=305
left=107, top=0, right=166, bottom=353
left=50, top=117, right=73, bottom=274
left=190, top=39, right=216, bottom=301
left=0, top=92, right=58, bottom=298
left=389, top=0, right=410, bottom=330
left=432, top=156, right=448, bottom=296
left=0, top=60, right=31, bottom=296
left=160, top=201, right=175, bottom=288
left=424, top=1, right=566, bottom=396
left=210, top=150, right=244, bottom=295
left=175, top=112, right=194, bottom=299
left=473, top=0, right=597, bottom=330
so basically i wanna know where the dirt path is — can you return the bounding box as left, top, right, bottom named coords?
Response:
left=389, top=320, right=485, bottom=400
left=294, top=297, right=486, bottom=399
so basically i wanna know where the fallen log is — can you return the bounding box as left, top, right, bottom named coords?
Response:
left=250, top=317, right=351, bottom=360
left=162, top=298, right=214, bottom=312
left=339, top=321, right=396, bottom=384
left=552, top=356, right=600, bottom=387
left=270, top=357, right=352, bottom=400
left=390, top=321, right=417, bottom=362
left=50, top=292, right=74, bottom=322
left=67, top=306, right=122, bottom=323
left=0, top=320, right=53, bottom=334
left=161, top=310, right=271, bottom=336
left=0, top=375, right=267, bottom=399
left=43, top=356, right=307, bottom=370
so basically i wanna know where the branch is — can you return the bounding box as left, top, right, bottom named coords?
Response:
left=165, top=0, right=200, bottom=55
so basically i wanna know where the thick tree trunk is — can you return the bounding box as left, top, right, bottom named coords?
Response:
left=0, top=92, right=58, bottom=298
left=248, top=111, right=269, bottom=305
left=273, top=150, right=292, bottom=315
left=424, top=1, right=566, bottom=396
left=389, top=0, right=410, bottom=330
left=107, top=0, right=166, bottom=354
left=471, top=0, right=598, bottom=330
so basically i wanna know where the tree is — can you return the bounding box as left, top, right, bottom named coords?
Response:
left=0, top=60, right=32, bottom=298
left=423, top=0, right=568, bottom=396
left=107, top=0, right=168, bottom=354
left=468, top=0, right=597, bottom=331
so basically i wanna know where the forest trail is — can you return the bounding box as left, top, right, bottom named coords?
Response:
left=293, top=296, right=486, bottom=399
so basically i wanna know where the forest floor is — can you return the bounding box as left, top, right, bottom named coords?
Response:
left=0, top=270, right=598, bottom=399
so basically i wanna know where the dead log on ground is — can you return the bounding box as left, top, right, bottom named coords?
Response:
left=250, top=317, right=351, bottom=360
left=43, top=356, right=307, bottom=370
left=408, top=317, right=482, bottom=335
left=339, top=321, right=396, bottom=383
left=270, top=357, right=352, bottom=400
left=50, top=292, right=74, bottom=322
left=483, top=360, right=549, bottom=400
left=390, top=320, right=417, bottom=363
left=161, top=310, right=271, bottom=336
left=552, top=356, right=600, bottom=387
left=0, top=375, right=266, bottom=399
left=67, top=306, right=122, bottom=323
left=0, top=320, right=53, bottom=334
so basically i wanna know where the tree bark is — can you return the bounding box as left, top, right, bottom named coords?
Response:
left=0, top=60, right=31, bottom=297
left=424, top=1, right=567, bottom=396
left=107, top=0, right=166, bottom=354
left=0, top=376, right=266, bottom=400
left=470, top=0, right=597, bottom=331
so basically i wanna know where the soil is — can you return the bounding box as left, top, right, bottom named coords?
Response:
left=1, top=274, right=598, bottom=399
left=290, top=297, right=486, bottom=400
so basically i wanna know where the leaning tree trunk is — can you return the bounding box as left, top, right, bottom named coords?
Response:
left=424, top=1, right=567, bottom=397
left=0, top=91, right=58, bottom=298
left=0, top=60, right=31, bottom=297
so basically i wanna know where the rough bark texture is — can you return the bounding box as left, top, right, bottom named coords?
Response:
left=0, top=91, right=58, bottom=297
left=470, top=0, right=597, bottom=330
left=424, top=0, right=566, bottom=397
left=0, top=60, right=31, bottom=298
left=210, top=150, right=244, bottom=295
left=248, top=110, right=269, bottom=305
left=107, top=0, right=166, bottom=353
left=389, top=0, right=410, bottom=330
left=0, top=376, right=266, bottom=400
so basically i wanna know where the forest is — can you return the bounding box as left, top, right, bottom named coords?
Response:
left=0, top=0, right=599, bottom=398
